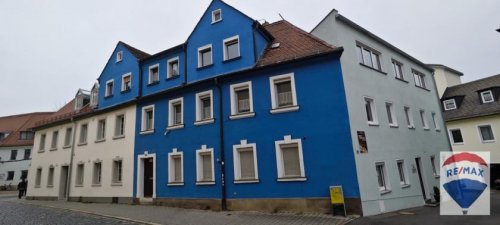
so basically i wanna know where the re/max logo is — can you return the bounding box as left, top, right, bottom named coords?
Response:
left=446, top=166, right=485, bottom=177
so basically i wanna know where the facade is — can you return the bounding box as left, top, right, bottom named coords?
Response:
left=437, top=72, right=500, bottom=184
left=311, top=10, right=451, bottom=216
left=428, top=64, right=464, bottom=98
left=0, top=112, right=53, bottom=189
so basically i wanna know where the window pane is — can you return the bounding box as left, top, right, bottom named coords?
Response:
left=371, top=52, right=380, bottom=70
left=405, top=108, right=411, bottom=126
left=201, top=49, right=212, bottom=66
left=376, top=164, right=386, bottom=189
left=282, top=145, right=301, bottom=177
left=226, top=40, right=239, bottom=60
left=174, top=104, right=182, bottom=124
left=482, top=92, right=493, bottom=102
left=202, top=98, right=211, bottom=119
left=239, top=149, right=255, bottom=179
left=362, top=48, right=373, bottom=67
left=202, top=154, right=212, bottom=180
left=365, top=100, right=373, bottom=122
left=150, top=67, right=159, bottom=82
left=170, top=61, right=179, bottom=76
left=480, top=126, right=494, bottom=141
left=386, top=103, right=393, bottom=124
left=397, top=162, right=405, bottom=183
left=276, top=81, right=293, bottom=107
left=356, top=46, right=363, bottom=63
left=451, top=130, right=463, bottom=143
left=174, top=156, right=182, bottom=182
left=236, top=89, right=250, bottom=113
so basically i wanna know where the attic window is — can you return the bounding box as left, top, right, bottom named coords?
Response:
left=271, top=43, right=281, bottom=49
left=481, top=90, right=494, bottom=103
left=116, top=51, right=123, bottom=63
left=443, top=99, right=456, bottom=111
left=212, top=9, right=222, bottom=23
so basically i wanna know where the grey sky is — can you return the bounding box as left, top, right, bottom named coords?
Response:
left=1, top=0, right=499, bottom=117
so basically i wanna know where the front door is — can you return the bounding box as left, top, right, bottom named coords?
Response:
left=414, top=157, right=427, bottom=200
left=59, top=166, right=68, bottom=200
left=143, top=158, right=153, bottom=198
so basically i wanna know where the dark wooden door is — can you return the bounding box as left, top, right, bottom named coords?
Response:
left=415, top=157, right=426, bottom=200
left=143, top=158, right=153, bottom=198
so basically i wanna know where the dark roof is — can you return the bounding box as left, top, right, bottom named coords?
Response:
left=33, top=99, right=94, bottom=128
left=442, top=74, right=500, bottom=121
left=256, top=20, right=338, bottom=67
left=119, top=41, right=150, bottom=60
left=0, top=112, right=53, bottom=147
left=426, top=64, right=464, bottom=76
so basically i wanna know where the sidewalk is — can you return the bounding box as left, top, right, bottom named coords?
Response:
left=8, top=198, right=352, bottom=225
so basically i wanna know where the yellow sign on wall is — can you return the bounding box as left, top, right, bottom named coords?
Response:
left=330, top=186, right=345, bottom=204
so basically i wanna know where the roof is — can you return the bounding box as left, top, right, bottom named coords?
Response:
left=33, top=99, right=94, bottom=129
left=0, top=112, right=53, bottom=147
left=442, top=74, right=500, bottom=121
left=119, top=41, right=151, bottom=60
left=426, top=64, right=464, bottom=76
left=256, top=20, right=339, bottom=67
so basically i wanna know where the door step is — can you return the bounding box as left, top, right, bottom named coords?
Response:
left=139, top=198, right=154, bottom=205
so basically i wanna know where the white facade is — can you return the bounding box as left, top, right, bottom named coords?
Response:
left=312, top=10, right=451, bottom=216
left=27, top=104, right=136, bottom=201
left=0, top=146, right=31, bottom=188
left=428, top=64, right=463, bottom=98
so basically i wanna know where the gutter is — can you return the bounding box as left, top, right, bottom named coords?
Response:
left=214, top=77, right=227, bottom=211
left=66, top=116, right=78, bottom=200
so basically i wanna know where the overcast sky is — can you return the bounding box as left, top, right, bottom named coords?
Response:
left=1, top=0, right=499, bottom=117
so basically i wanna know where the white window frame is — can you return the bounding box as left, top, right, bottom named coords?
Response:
left=39, top=133, right=46, bottom=152
left=114, top=114, right=125, bottom=138
left=112, top=158, right=123, bottom=185
left=105, top=80, right=114, bottom=97
left=404, top=106, right=415, bottom=129
left=167, top=57, right=180, bottom=78
left=481, top=90, right=494, bottom=103
left=364, top=97, right=378, bottom=126
left=195, top=145, right=215, bottom=185
left=116, top=51, right=123, bottom=62
left=195, top=90, right=214, bottom=125
left=385, top=102, right=398, bottom=127
left=269, top=73, right=299, bottom=114
left=167, top=148, right=184, bottom=186
left=78, top=123, right=88, bottom=145
left=431, top=112, right=440, bottom=131
left=420, top=109, right=429, bottom=130
left=211, top=9, right=222, bottom=23
left=233, top=140, right=259, bottom=183
left=392, top=59, right=404, bottom=80
left=449, top=128, right=464, bottom=145
left=168, top=97, right=184, bottom=130
left=148, top=64, right=160, bottom=84
left=121, top=73, right=132, bottom=92
left=198, top=44, right=213, bottom=68
left=412, top=70, right=426, bottom=89
left=375, top=162, right=390, bottom=193
left=63, top=127, right=72, bottom=148
left=229, top=81, right=255, bottom=119
left=356, top=43, right=382, bottom=71
left=478, top=124, right=495, bottom=143
left=275, top=135, right=306, bottom=182
left=223, top=35, right=240, bottom=61
left=96, top=118, right=106, bottom=142
left=443, top=99, right=457, bottom=111
left=396, top=160, right=409, bottom=187
left=140, top=105, right=155, bottom=134
left=50, top=130, right=58, bottom=150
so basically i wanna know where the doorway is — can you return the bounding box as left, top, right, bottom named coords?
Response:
left=414, top=157, right=427, bottom=200
left=143, top=158, right=154, bottom=198
left=59, top=166, right=69, bottom=200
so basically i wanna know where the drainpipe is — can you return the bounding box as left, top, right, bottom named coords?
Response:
left=214, top=77, right=227, bottom=210
left=66, top=116, right=78, bottom=201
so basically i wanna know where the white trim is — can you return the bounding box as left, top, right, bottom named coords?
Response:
left=375, top=161, right=391, bottom=192
left=168, top=97, right=184, bottom=129
left=385, top=101, right=398, bottom=127
left=113, top=113, right=126, bottom=138
left=167, top=57, right=180, bottom=78
left=232, top=140, right=259, bottom=183
left=230, top=81, right=254, bottom=118
left=275, top=135, right=306, bottom=181
left=197, top=44, right=213, bottom=68
left=95, top=118, right=106, bottom=142
left=269, top=73, right=299, bottom=113
left=195, top=90, right=214, bottom=124
left=448, top=128, right=464, bottom=145
left=105, top=79, right=114, bottom=97
left=404, top=106, right=415, bottom=129
left=481, top=90, right=494, bottom=103
left=195, top=145, right=215, bottom=185
left=148, top=64, right=160, bottom=84
left=223, top=35, right=240, bottom=61
left=211, top=9, right=222, bottom=24
left=141, top=105, right=155, bottom=133
left=431, top=112, right=440, bottom=131
left=364, top=97, right=379, bottom=126
left=477, top=124, right=496, bottom=143
left=121, top=73, right=132, bottom=92
left=443, top=99, right=457, bottom=111
left=116, top=51, right=123, bottom=62
left=419, top=109, right=429, bottom=130
left=167, top=149, right=184, bottom=186
left=396, top=159, right=410, bottom=186
left=136, top=153, right=156, bottom=198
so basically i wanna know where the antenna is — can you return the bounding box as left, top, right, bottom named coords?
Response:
left=279, top=13, right=285, bottom=20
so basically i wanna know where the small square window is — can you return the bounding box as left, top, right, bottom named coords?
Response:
left=105, top=80, right=114, bottom=97
left=443, top=99, right=457, bottom=111
left=116, top=51, right=123, bottom=62
left=479, top=125, right=495, bottom=142
left=149, top=64, right=160, bottom=84
left=6, top=171, right=14, bottom=180
left=223, top=36, right=240, bottom=61
left=141, top=105, right=155, bottom=133
left=449, top=128, right=464, bottom=144
left=121, top=73, right=132, bottom=92
left=212, top=9, right=222, bottom=23
left=167, top=57, right=180, bottom=78
left=198, top=45, right=213, bottom=68
left=481, top=90, right=494, bottom=103
left=168, top=98, right=184, bottom=130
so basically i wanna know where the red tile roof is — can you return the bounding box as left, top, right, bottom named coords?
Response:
left=256, top=20, right=338, bottom=67
left=0, top=112, right=54, bottom=147
left=33, top=100, right=94, bottom=128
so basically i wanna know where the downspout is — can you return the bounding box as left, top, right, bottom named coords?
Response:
left=214, top=77, right=227, bottom=210
left=66, top=116, right=78, bottom=201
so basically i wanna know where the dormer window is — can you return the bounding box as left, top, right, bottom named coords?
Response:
left=212, top=9, right=222, bottom=23
left=121, top=73, right=132, bottom=92
left=443, top=99, right=457, bottom=111
left=223, top=35, right=240, bottom=61
left=167, top=57, right=180, bottom=78
left=105, top=80, right=114, bottom=97
left=481, top=90, right=494, bottom=103
left=116, top=51, right=123, bottom=63
left=198, top=45, right=213, bottom=68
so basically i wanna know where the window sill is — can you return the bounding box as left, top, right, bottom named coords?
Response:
left=197, top=64, right=214, bottom=70
left=167, top=124, right=185, bottom=130
left=482, top=140, right=496, bottom=144
left=147, top=81, right=160, bottom=87
left=120, top=89, right=131, bottom=94
left=389, top=124, right=399, bottom=128
left=104, top=94, right=114, bottom=99
left=223, top=56, right=241, bottom=63
left=434, top=174, right=440, bottom=179
left=415, top=85, right=430, bottom=91
left=167, top=182, right=184, bottom=186
left=194, top=119, right=215, bottom=126
left=395, top=77, right=409, bottom=83
left=452, top=143, right=464, bottom=145
left=277, top=177, right=307, bottom=182
left=38, top=150, right=45, bottom=153
left=112, top=135, right=125, bottom=140
left=166, top=75, right=180, bottom=81
left=368, top=122, right=379, bottom=126
left=401, top=184, right=410, bottom=189
left=91, top=184, right=102, bottom=187
left=49, top=148, right=57, bottom=151
left=435, top=129, right=441, bottom=132
left=75, top=184, right=83, bottom=187
left=140, top=130, right=154, bottom=135
left=111, top=183, right=123, bottom=187
left=94, top=139, right=106, bottom=143
left=196, top=181, right=215, bottom=186
left=359, top=63, right=387, bottom=75
left=270, top=105, right=300, bottom=114
left=408, top=126, right=415, bottom=130
left=229, top=112, right=255, bottom=120
left=211, top=19, right=222, bottom=24
left=424, top=127, right=430, bottom=131
left=47, top=185, right=54, bottom=188
left=380, top=190, right=392, bottom=195
left=63, top=145, right=71, bottom=149
left=34, top=185, right=40, bottom=188
left=77, top=142, right=87, bottom=146
left=234, top=179, right=260, bottom=184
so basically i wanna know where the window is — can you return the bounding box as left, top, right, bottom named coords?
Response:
left=196, top=146, right=214, bottom=184
left=64, top=127, right=72, bottom=147
left=212, top=9, right=222, bottom=23
left=39, top=134, right=46, bottom=151
left=223, top=35, right=240, bottom=61
left=275, top=135, right=306, bottom=181
left=420, top=110, right=429, bottom=129
left=198, top=44, right=213, bottom=68
left=121, top=73, right=131, bottom=92
left=168, top=150, right=183, bottom=185
left=76, top=164, right=84, bottom=186
left=230, top=81, right=254, bottom=119
left=50, top=131, right=59, bottom=149
left=376, top=162, right=389, bottom=192
left=148, top=64, right=160, bottom=84
left=168, top=97, right=184, bottom=129
left=195, top=90, right=214, bottom=125
left=167, top=57, right=180, bottom=78
left=431, top=112, right=440, bottom=130
left=93, top=162, right=102, bottom=185
left=385, top=102, right=397, bottom=127
left=412, top=70, right=426, bottom=89
left=270, top=73, right=299, bottom=113
left=47, top=167, right=54, bottom=187
left=392, top=60, right=404, bottom=80
left=443, top=99, right=457, bottom=111
left=0, top=132, right=7, bottom=140
left=23, top=149, right=31, bottom=160
left=96, top=119, right=106, bottom=141
left=114, top=114, right=125, bottom=137
left=404, top=106, right=414, bottom=128
left=481, top=90, right=494, bottom=103
left=21, top=170, right=28, bottom=180
left=233, top=140, right=258, bottom=182
left=35, top=168, right=42, bottom=187
left=112, top=160, right=123, bottom=184
left=430, top=156, right=438, bottom=177
left=79, top=124, right=88, bottom=144
left=356, top=43, right=381, bottom=70
left=19, top=131, right=34, bottom=140
left=116, top=51, right=123, bottom=62
left=141, top=105, right=155, bottom=133
left=6, top=171, right=14, bottom=180
left=364, top=97, right=378, bottom=125
left=10, top=150, right=17, bottom=160
left=449, top=128, right=464, bottom=144
left=396, top=160, right=409, bottom=186
left=479, top=125, right=495, bottom=142
left=105, top=80, right=114, bottom=97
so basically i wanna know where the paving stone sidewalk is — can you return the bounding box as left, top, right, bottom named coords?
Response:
left=8, top=198, right=352, bottom=225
